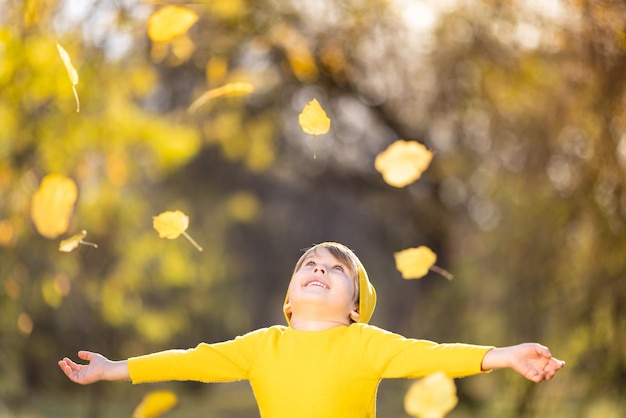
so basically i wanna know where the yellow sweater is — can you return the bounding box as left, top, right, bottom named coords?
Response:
left=128, top=324, right=492, bottom=417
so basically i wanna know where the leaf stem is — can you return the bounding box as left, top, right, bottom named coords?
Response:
left=182, top=231, right=203, bottom=252
left=79, top=240, right=98, bottom=248
left=429, top=265, right=454, bottom=280
left=72, top=85, right=80, bottom=112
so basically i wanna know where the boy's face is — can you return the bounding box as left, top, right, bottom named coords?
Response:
left=286, top=247, right=360, bottom=324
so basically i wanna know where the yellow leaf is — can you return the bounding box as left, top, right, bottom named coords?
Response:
left=132, top=390, right=178, bottom=418
left=404, top=372, right=458, bottom=418
left=374, top=140, right=433, bottom=188
left=59, top=230, right=98, bottom=252
left=56, top=42, right=80, bottom=112
left=31, top=174, right=77, bottom=239
left=148, top=6, right=198, bottom=43
left=188, top=82, right=255, bottom=113
left=298, top=98, right=330, bottom=159
left=394, top=246, right=437, bottom=280
left=153, top=210, right=203, bottom=251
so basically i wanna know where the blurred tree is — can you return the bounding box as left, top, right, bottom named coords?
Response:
left=1, top=0, right=625, bottom=417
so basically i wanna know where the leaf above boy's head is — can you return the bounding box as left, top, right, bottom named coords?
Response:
left=394, top=246, right=453, bottom=280
left=148, top=5, right=198, bottom=43
left=59, top=230, right=98, bottom=252
left=153, top=210, right=203, bottom=251
left=404, top=372, right=458, bottom=418
left=132, top=390, right=178, bottom=418
left=375, top=140, right=433, bottom=188
left=56, top=42, right=80, bottom=112
left=298, top=98, right=331, bottom=159
left=31, top=174, right=78, bottom=239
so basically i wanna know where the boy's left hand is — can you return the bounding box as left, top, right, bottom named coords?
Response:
left=510, top=343, right=565, bottom=382
left=482, top=343, right=565, bottom=382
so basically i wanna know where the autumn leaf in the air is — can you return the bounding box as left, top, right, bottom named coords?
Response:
left=148, top=5, right=198, bottom=42
left=31, top=174, right=78, bottom=239
left=298, top=98, right=330, bottom=159
left=153, top=210, right=203, bottom=251
left=404, top=372, right=458, bottom=418
left=56, top=42, right=80, bottom=112
left=188, top=82, right=255, bottom=113
left=59, top=230, right=98, bottom=252
left=394, top=246, right=453, bottom=280
left=375, top=140, right=433, bottom=187
left=132, top=390, right=178, bottom=418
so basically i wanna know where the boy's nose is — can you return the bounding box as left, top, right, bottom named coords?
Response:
left=314, top=265, right=326, bottom=274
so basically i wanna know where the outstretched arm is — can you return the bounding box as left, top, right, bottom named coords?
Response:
left=481, top=343, right=565, bottom=382
left=58, top=351, right=129, bottom=384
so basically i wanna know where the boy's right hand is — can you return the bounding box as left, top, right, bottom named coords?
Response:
left=58, top=351, right=129, bottom=384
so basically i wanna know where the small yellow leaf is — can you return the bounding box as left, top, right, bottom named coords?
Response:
left=153, top=210, right=203, bottom=251
left=394, top=246, right=437, bottom=280
left=153, top=210, right=189, bottom=239
left=31, top=174, right=78, bottom=239
left=132, top=390, right=178, bottom=418
left=298, top=98, right=330, bottom=136
left=404, top=372, right=458, bottom=418
left=375, top=140, right=433, bottom=188
left=59, top=230, right=98, bottom=252
left=298, top=98, right=330, bottom=158
left=56, top=42, right=80, bottom=112
left=148, top=6, right=198, bottom=43
left=188, top=82, right=255, bottom=113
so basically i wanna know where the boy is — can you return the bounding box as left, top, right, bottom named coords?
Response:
left=59, top=242, right=564, bottom=417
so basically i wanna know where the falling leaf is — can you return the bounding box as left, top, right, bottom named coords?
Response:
left=31, top=174, right=78, bottom=239
left=395, top=246, right=437, bottom=280
left=404, top=372, right=458, bottom=418
left=374, top=140, right=433, bottom=188
left=153, top=210, right=203, bottom=251
left=188, top=82, right=255, bottom=113
left=298, top=98, right=330, bottom=159
left=132, top=390, right=178, bottom=418
left=59, top=230, right=98, bottom=252
left=148, top=5, right=198, bottom=43
left=56, top=42, right=80, bottom=112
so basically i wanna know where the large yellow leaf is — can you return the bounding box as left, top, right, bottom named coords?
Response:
left=132, top=390, right=178, bottom=418
left=56, top=42, right=80, bottom=112
left=394, top=246, right=437, bottom=279
left=374, top=140, right=433, bottom=188
left=395, top=247, right=453, bottom=280
left=148, top=6, right=198, bottom=43
left=298, top=98, right=330, bottom=158
left=31, top=174, right=77, bottom=239
left=153, top=210, right=203, bottom=251
left=404, top=372, right=458, bottom=418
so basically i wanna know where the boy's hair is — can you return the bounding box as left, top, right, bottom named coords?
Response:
left=284, top=242, right=377, bottom=325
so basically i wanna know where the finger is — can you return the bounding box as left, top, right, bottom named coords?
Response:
left=78, top=350, right=92, bottom=361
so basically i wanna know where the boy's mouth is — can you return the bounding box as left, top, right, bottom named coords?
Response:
left=304, top=279, right=329, bottom=289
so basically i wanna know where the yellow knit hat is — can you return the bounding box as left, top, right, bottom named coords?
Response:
left=283, top=242, right=377, bottom=324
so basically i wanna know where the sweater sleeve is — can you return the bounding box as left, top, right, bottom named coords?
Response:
left=359, top=325, right=493, bottom=379
left=128, top=328, right=269, bottom=384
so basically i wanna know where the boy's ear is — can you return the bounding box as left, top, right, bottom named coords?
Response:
left=349, top=306, right=360, bottom=323
left=283, top=301, right=292, bottom=316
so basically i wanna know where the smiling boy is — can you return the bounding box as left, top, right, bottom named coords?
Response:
left=59, top=242, right=564, bottom=417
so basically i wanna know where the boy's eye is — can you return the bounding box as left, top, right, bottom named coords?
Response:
left=305, top=261, right=316, bottom=266
left=333, top=265, right=344, bottom=272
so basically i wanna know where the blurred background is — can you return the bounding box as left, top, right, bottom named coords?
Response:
left=1, top=0, right=625, bottom=417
